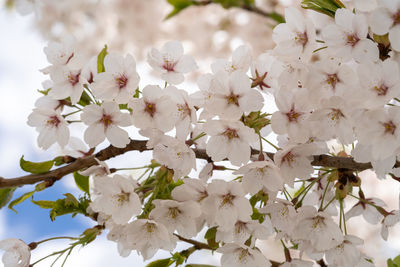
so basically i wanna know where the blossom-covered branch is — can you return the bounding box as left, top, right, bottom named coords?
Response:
left=0, top=138, right=385, bottom=189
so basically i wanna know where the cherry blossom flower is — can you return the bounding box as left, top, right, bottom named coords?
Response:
left=234, top=159, right=284, bottom=193
left=355, top=107, right=400, bottom=161
left=218, top=244, right=271, bottom=267
left=293, top=206, right=344, bottom=251
left=164, top=86, right=197, bottom=140
left=251, top=53, right=280, bottom=93
left=81, top=101, right=132, bottom=148
left=261, top=200, right=298, bottom=237
left=356, top=59, right=400, bottom=109
left=325, top=235, right=363, bottom=267
left=308, top=96, right=355, bottom=144
left=27, top=108, right=70, bottom=149
left=48, top=65, right=85, bottom=105
left=125, top=219, right=177, bottom=260
left=147, top=41, right=197, bottom=85
left=274, top=143, right=320, bottom=187
left=211, top=45, right=252, bottom=74
left=0, top=238, right=30, bottom=267
left=145, top=132, right=196, bottom=180
left=369, top=1, right=400, bottom=51
left=272, top=7, right=317, bottom=60
left=346, top=197, right=385, bottom=224
left=206, top=71, right=263, bottom=120
left=204, top=120, right=258, bottom=166
left=271, top=88, right=312, bottom=143
left=215, top=218, right=272, bottom=244
left=202, top=180, right=252, bottom=229
left=322, top=8, right=379, bottom=63
left=91, top=53, right=140, bottom=104
left=90, top=174, right=141, bottom=224
left=129, top=85, right=177, bottom=132
left=149, top=199, right=201, bottom=238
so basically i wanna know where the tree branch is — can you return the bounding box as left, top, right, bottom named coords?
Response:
left=193, top=0, right=285, bottom=23
left=0, top=138, right=383, bottom=189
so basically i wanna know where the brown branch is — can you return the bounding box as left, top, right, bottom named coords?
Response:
left=0, top=139, right=384, bottom=189
left=192, top=0, right=285, bottom=23
left=174, top=233, right=212, bottom=250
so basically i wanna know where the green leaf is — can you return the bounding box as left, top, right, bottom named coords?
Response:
left=8, top=190, right=35, bottom=213
left=31, top=199, right=55, bottom=209
left=73, top=172, right=90, bottom=194
left=0, top=188, right=16, bottom=209
left=165, top=0, right=193, bottom=19
left=394, top=256, right=400, bottom=266
left=387, top=259, right=397, bottom=267
left=20, top=156, right=54, bottom=174
left=77, top=90, right=92, bottom=106
left=133, top=88, right=140, bottom=98
left=146, top=258, right=172, bottom=267
left=97, top=45, right=108, bottom=73
left=204, top=226, right=219, bottom=249
left=37, top=88, right=51, bottom=95
left=301, top=0, right=345, bottom=17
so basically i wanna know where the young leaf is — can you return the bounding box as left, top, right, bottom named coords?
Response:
left=8, top=190, right=35, bottom=213
left=146, top=258, right=172, bottom=267
left=31, top=199, right=55, bottom=209
left=0, top=188, right=16, bottom=209
left=20, top=156, right=54, bottom=174
left=165, top=0, right=193, bottom=20
left=73, top=172, right=90, bottom=194
left=97, top=45, right=108, bottom=73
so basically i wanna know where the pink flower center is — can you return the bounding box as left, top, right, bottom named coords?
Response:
left=144, top=102, right=156, bottom=117
left=346, top=34, right=360, bottom=47
left=67, top=71, right=81, bottom=86
left=281, top=151, right=295, bottom=167
left=285, top=106, right=303, bottom=122
left=220, top=193, right=235, bottom=207
left=163, top=59, right=177, bottom=72
left=383, top=120, right=396, bottom=135
left=295, top=32, right=308, bottom=48
left=373, top=84, right=389, bottom=96
left=177, top=103, right=191, bottom=118
left=393, top=10, right=400, bottom=25
left=329, top=108, right=345, bottom=121
left=100, top=113, right=113, bottom=127
left=226, top=92, right=241, bottom=106
left=46, top=115, right=61, bottom=127
left=326, top=73, right=340, bottom=90
left=223, top=128, right=239, bottom=140
left=115, top=74, right=128, bottom=89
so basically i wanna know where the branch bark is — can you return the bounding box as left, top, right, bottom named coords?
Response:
left=0, top=138, right=381, bottom=189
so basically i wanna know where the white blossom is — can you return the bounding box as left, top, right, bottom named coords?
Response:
left=148, top=41, right=197, bottom=85
left=0, top=238, right=30, bottom=267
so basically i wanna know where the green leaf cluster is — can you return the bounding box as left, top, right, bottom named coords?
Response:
left=301, top=0, right=345, bottom=17
left=32, top=193, right=89, bottom=221
left=388, top=255, right=400, bottom=267
left=242, top=111, right=270, bottom=134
